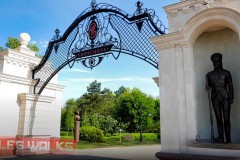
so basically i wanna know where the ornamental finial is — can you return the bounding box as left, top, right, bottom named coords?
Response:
left=52, top=28, right=61, bottom=41
left=136, top=1, right=143, bottom=15
left=91, top=0, right=97, bottom=9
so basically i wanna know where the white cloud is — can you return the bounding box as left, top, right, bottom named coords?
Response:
left=67, top=77, right=152, bottom=83
left=31, top=41, right=37, bottom=44
left=69, top=68, right=90, bottom=73
left=39, top=41, right=49, bottom=48
left=68, top=78, right=95, bottom=82
left=61, top=68, right=90, bottom=73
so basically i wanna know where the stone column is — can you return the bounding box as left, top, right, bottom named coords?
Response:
left=158, top=47, right=180, bottom=153
left=74, top=111, right=80, bottom=143
left=175, top=44, right=188, bottom=153
left=182, top=43, right=197, bottom=141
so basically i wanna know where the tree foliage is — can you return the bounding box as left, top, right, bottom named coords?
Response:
left=114, top=86, right=126, bottom=98
left=61, top=82, right=160, bottom=135
left=87, top=80, right=101, bottom=94
left=5, top=37, right=40, bottom=52
left=82, top=111, right=90, bottom=127
left=115, top=88, right=156, bottom=133
left=76, top=80, right=115, bottom=116
left=6, top=37, right=20, bottom=49
left=98, top=115, right=118, bottom=136
left=0, top=46, right=5, bottom=51
left=63, top=98, right=77, bottom=135
left=27, top=43, right=40, bottom=52
left=80, top=126, right=104, bottom=142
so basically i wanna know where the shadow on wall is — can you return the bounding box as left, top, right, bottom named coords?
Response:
left=17, top=95, right=39, bottom=136
left=193, top=28, right=240, bottom=143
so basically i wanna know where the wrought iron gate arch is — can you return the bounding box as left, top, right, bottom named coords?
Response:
left=32, top=1, right=167, bottom=95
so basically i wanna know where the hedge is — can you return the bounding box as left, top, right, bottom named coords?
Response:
left=80, top=126, right=104, bottom=142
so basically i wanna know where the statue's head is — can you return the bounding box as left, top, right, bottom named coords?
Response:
left=211, top=53, right=222, bottom=68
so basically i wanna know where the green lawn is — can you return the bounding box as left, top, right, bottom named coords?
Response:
left=61, top=132, right=160, bottom=149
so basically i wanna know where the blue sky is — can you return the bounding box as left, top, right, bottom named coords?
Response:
left=0, top=0, right=179, bottom=102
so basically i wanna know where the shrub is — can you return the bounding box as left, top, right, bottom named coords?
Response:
left=60, top=131, right=74, bottom=137
left=80, top=126, right=104, bottom=142
left=132, top=133, right=159, bottom=141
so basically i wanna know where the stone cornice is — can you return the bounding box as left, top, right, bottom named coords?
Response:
left=164, top=0, right=239, bottom=17
left=164, top=0, right=208, bottom=16
left=152, top=77, right=160, bottom=87
left=18, top=93, right=55, bottom=103
left=0, top=48, right=40, bottom=67
left=0, top=73, right=65, bottom=92
left=151, top=32, right=190, bottom=50
left=0, top=48, right=54, bottom=72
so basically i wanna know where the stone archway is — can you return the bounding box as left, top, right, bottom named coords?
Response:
left=32, top=1, right=166, bottom=95
left=183, top=7, right=240, bottom=143
left=151, top=1, right=240, bottom=158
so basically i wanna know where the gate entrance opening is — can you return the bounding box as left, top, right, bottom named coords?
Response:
left=32, top=0, right=166, bottom=95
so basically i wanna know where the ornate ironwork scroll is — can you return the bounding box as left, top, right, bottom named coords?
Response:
left=32, top=1, right=167, bottom=95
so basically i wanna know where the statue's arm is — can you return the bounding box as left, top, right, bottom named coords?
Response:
left=228, top=72, right=234, bottom=104
left=205, top=73, right=211, bottom=91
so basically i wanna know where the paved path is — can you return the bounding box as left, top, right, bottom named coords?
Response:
left=1, top=145, right=160, bottom=160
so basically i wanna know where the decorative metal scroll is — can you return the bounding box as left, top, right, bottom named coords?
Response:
left=32, top=1, right=167, bottom=95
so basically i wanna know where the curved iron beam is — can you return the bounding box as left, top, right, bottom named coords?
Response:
left=32, top=2, right=166, bottom=95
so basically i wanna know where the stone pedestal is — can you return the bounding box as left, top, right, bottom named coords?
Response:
left=17, top=93, right=55, bottom=136
left=16, top=93, right=54, bottom=154
left=74, top=121, right=80, bottom=143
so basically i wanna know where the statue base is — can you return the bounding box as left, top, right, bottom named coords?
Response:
left=155, top=152, right=239, bottom=160
left=156, top=141, right=240, bottom=160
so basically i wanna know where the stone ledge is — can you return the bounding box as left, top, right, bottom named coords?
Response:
left=155, top=152, right=240, bottom=160
left=189, top=142, right=240, bottom=150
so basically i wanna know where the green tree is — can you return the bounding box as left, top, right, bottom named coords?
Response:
left=0, top=46, right=5, bottom=51
left=90, top=113, right=100, bottom=129
left=114, top=86, right=126, bottom=98
left=98, top=115, right=118, bottom=136
left=98, top=88, right=116, bottom=116
left=149, top=98, right=160, bottom=133
left=64, top=98, right=77, bottom=136
left=87, top=80, right=101, bottom=94
left=115, top=88, right=156, bottom=133
left=61, top=107, right=67, bottom=130
left=27, top=43, right=40, bottom=52
left=76, top=81, right=116, bottom=116
left=5, top=37, right=40, bottom=52
left=6, top=37, right=20, bottom=49
left=82, top=111, right=90, bottom=127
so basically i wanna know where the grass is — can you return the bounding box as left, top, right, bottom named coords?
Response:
left=60, top=132, right=160, bottom=149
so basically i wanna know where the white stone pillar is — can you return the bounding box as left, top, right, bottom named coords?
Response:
left=158, top=47, right=180, bottom=153
left=175, top=44, right=188, bottom=153
left=182, top=43, right=197, bottom=142
left=17, top=93, right=55, bottom=136
left=152, top=32, right=192, bottom=153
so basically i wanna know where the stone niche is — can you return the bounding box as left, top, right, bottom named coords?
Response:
left=194, top=27, right=240, bottom=142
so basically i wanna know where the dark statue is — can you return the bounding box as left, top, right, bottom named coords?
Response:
left=206, top=53, right=234, bottom=144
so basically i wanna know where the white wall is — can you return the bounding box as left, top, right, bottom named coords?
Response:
left=193, top=28, right=240, bottom=142
left=0, top=47, right=64, bottom=138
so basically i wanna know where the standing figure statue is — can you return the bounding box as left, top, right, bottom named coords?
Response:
left=206, top=53, right=234, bottom=144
